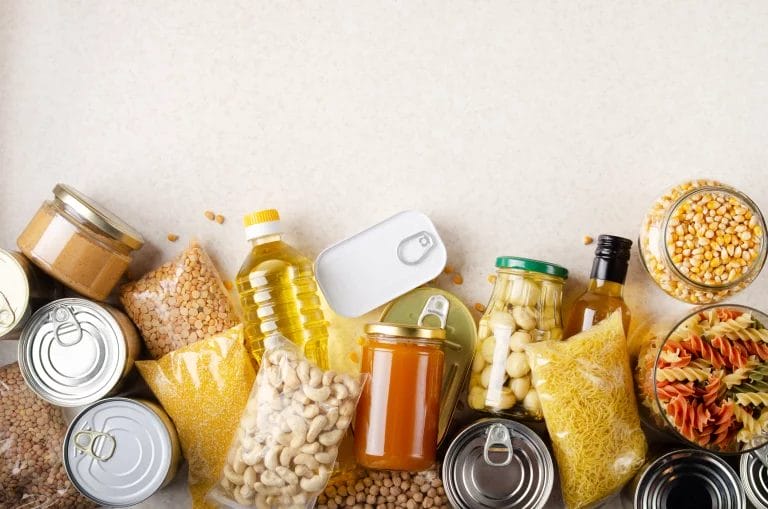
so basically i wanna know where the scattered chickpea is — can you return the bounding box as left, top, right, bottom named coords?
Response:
left=167, top=233, right=179, bottom=242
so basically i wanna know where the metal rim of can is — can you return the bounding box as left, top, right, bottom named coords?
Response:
left=0, top=248, right=31, bottom=337
left=63, top=397, right=181, bottom=507
left=18, top=297, right=128, bottom=406
left=442, top=418, right=554, bottom=509
left=633, top=449, right=745, bottom=509
left=741, top=450, right=768, bottom=509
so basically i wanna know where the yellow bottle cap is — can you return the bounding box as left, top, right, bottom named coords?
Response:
left=243, top=209, right=280, bottom=227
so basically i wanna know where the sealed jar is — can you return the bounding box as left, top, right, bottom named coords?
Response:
left=18, top=297, right=141, bottom=406
left=639, top=179, right=766, bottom=304
left=17, top=184, right=144, bottom=301
left=64, top=397, right=181, bottom=507
left=638, top=304, right=768, bottom=454
left=0, top=248, right=62, bottom=340
left=468, top=257, right=567, bottom=419
left=354, top=322, right=445, bottom=471
left=621, top=449, right=745, bottom=509
left=442, top=418, right=554, bottom=509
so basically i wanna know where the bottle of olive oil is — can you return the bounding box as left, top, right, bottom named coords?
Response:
left=564, top=235, right=632, bottom=337
left=236, top=209, right=329, bottom=368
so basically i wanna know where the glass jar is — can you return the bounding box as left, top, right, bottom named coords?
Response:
left=640, top=304, right=768, bottom=454
left=17, top=184, right=144, bottom=301
left=354, top=322, right=445, bottom=471
left=639, top=179, right=766, bottom=304
left=468, top=256, right=567, bottom=420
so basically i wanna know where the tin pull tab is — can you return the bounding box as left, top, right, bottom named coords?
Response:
left=74, top=430, right=117, bottom=461
left=0, top=292, right=15, bottom=328
left=483, top=423, right=514, bottom=467
left=52, top=305, right=83, bottom=347
left=417, top=295, right=450, bottom=329
left=397, top=231, right=435, bottom=266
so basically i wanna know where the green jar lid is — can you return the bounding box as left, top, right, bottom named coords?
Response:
left=495, top=256, right=569, bottom=279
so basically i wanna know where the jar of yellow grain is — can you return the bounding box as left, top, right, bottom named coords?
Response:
left=639, top=179, right=766, bottom=304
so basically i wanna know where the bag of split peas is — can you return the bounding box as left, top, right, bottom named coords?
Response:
left=209, top=335, right=367, bottom=509
left=136, top=325, right=256, bottom=509
left=525, top=312, right=647, bottom=509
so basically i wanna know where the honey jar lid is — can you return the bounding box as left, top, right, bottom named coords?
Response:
left=364, top=322, right=446, bottom=340
left=53, top=184, right=145, bottom=250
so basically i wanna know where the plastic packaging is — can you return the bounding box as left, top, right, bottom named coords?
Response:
left=526, top=312, right=647, bottom=509
left=469, top=256, right=568, bottom=419
left=210, top=335, right=365, bottom=509
left=136, top=325, right=256, bottom=509
left=121, top=241, right=238, bottom=358
left=0, top=362, right=96, bottom=509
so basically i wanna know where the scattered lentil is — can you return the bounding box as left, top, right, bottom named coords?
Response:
left=120, top=242, right=238, bottom=358
left=0, top=363, right=95, bottom=509
left=167, top=233, right=179, bottom=242
left=204, top=210, right=216, bottom=221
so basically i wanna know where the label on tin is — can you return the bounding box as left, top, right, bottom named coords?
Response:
left=64, top=398, right=175, bottom=507
left=18, top=298, right=126, bottom=406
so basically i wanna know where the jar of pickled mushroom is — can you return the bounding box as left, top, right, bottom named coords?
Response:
left=639, top=179, right=766, bottom=305
left=354, top=322, right=445, bottom=471
left=468, top=257, right=568, bottom=420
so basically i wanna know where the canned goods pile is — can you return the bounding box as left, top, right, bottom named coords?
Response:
left=2, top=180, right=768, bottom=509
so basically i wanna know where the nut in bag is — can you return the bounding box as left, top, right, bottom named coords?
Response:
left=120, top=241, right=239, bottom=358
left=210, top=335, right=366, bottom=509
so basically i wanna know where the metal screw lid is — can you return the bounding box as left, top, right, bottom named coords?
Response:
left=53, top=184, right=144, bottom=250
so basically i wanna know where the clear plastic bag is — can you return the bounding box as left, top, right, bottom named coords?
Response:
left=120, top=241, right=239, bottom=358
left=136, top=325, right=256, bottom=509
left=0, top=362, right=96, bottom=509
left=210, top=335, right=366, bottom=509
left=525, top=312, right=647, bottom=509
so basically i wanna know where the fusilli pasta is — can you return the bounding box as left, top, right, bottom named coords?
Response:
left=735, top=392, right=768, bottom=407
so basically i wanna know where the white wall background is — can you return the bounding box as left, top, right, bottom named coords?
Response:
left=2, top=2, right=768, bottom=507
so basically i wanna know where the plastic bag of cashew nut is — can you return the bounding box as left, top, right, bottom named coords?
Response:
left=208, top=334, right=366, bottom=509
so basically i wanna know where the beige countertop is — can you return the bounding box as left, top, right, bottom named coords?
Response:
left=2, top=1, right=768, bottom=507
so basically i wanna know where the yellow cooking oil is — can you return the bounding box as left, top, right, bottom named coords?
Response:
left=236, top=209, right=329, bottom=368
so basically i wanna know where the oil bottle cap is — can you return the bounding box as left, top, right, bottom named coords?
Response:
left=243, top=209, right=282, bottom=241
left=590, top=234, right=632, bottom=284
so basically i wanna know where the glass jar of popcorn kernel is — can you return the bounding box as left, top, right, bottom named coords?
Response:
left=639, top=180, right=767, bottom=305
left=467, top=257, right=567, bottom=420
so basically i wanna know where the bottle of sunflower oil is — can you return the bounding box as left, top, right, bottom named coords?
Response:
left=236, top=208, right=329, bottom=368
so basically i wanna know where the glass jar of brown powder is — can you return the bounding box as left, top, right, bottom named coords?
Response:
left=17, top=184, right=144, bottom=301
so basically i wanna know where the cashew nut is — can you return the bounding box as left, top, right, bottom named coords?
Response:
left=332, top=383, right=349, bottom=400
left=303, top=404, right=320, bottom=419
left=306, top=415, right=328, bottom=443
left=240, top=483, right=256, bottom=498
left=322, top=370, right=336, bottom=387
left=300, top=466, right=330, bottom=493
left=343, top=376, right=361, bottom=398
left=339, top=400, right=356, bottom=417
left=319, top=429, right=344, bottom=446
left=315, top=447, right=337, bottom=464
left=309, top=367, right=322, bottom=387
left=276, top=432, right=292, bottom=447
left=303, top=385, right=331, bottom=403
left=297, top=361, right=310, bottom=384
left=243, top=466, right=258, bottom=487
left=275, top=466, right=299, bottom=486
left=264, top=446, right=281, bottom=471
left=299, top=441, right=320, bottom=455
left=232, top=455, right=247, bottom=475
left=325, top=408, right=339, bottom=429
left=234, top=490, right=254, bottom=506
left=293, top=453, right=320, bottom=470
left=224, top=464, right=244, bottom=485
left=261, top=469, right=285, bottom=487
left=279, top=447, right=298, bottom=467
left=281, top=362, right=301, bottom=391
left=336, top=414, right=351, bottom=430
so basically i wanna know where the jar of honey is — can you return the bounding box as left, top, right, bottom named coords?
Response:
left=354, top=322, right=445, bottom=471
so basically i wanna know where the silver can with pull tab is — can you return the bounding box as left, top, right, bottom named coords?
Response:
left=741, top=443, right=768, bottom=509
left=0, top=248, right=62, bottom=340
left=442, top=418, right=554, bottom=509
left=63, top=397, right=181, bottom=507
left=18, top=297, right=141, bottom=406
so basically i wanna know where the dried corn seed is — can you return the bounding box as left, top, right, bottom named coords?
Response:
left=167, top=233, right=179, bottom=242
left=474, top=303, right=486, bottom=313
left=583, top=235, right=594, bottom=245
left=204, top=210, right=216, bottom=221
left=224, top=280, right=234, bottom=291
left=443, top=265, right=454, bottom=274
left=487, top=274, right=496, bottom=284
left=215, top=214, right=225, bottom=224
left=452, top=274, right=463, bottom=285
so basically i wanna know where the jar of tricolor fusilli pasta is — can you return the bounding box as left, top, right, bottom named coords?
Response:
left=639, top=179, right=766, bottom=304
left=651, top=304, right=768, bottom=453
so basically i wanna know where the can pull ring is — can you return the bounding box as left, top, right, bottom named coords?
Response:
left=0, top=292, right=15, bottom=327
left=397, top=231, right=436, bottom=266
left=484, top=423, right=514, bottom=467
left=52, top=305, right=83, bottom=347
left=74, top=430, right=117, bottom=462
left=418, top=295, right=450, bottom=329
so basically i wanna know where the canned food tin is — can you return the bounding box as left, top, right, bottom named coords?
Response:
left=741, top=448, right=768, bottom=509
left=18, top=297, right=140, bottom=406
left=623, top=449, right=745, bottom=509
left=0, top=248, right=61, bottom=339
left=63, top=397, right=181, bottom=507
left=442, top=418, right=554, bottom=509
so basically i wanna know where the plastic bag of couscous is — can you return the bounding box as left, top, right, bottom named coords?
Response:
left=137, top=325, right=255, bottom=509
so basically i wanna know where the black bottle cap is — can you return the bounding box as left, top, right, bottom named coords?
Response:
left=590, top=234, right=632, bottom=284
